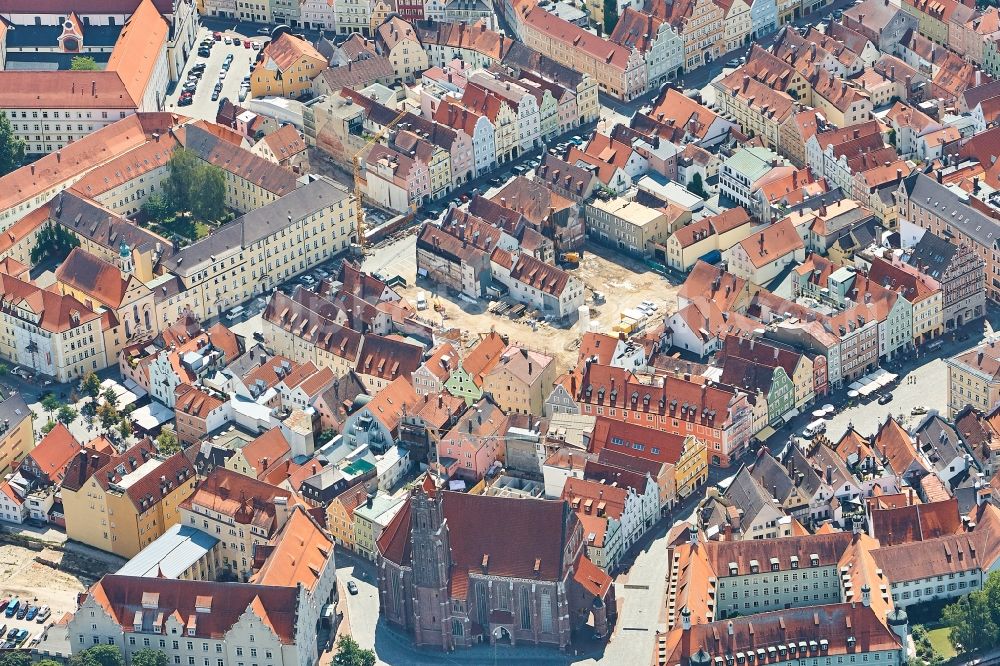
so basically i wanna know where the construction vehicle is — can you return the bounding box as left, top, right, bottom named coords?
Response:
left=558, top=251, right=580, bottom=267
left=351, top=107, right=409, bottom=257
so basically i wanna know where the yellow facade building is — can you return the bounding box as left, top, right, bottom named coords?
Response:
left=61, top=441, right=197, bottom=558
left=250, top=32, right=326, bottom=100
left=162, top=177, right=355, bottom=321
left=0, top=394, right=33, bottom=476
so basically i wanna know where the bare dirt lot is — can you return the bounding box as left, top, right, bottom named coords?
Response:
left=367, top=231, right=680, bottom=373
left=0, top=543, right=104, bottom=626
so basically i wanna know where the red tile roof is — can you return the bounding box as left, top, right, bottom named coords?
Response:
left=24, top=423, right=81, bottom=482
left=870, top=497, right=963, bottom=546
left=86, top=575, right=298, bottom=643
left=251, top=506, right=333, bottom=591
left=378, top=490, right=580, bottom=597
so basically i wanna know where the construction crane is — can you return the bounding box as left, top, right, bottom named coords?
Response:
left=351, top=108, right=409, bottom=257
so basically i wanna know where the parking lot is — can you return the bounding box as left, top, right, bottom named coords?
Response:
left=165, top=27, right=264, bottom=122
left=0, top=543, right=93, bottom=650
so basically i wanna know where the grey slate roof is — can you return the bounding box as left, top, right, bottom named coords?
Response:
left=0, top=392, right=30, bottom=432
left=905, top=229, right=957, bottom=282
left=900, top=172, right=1000, bottom=251
left=163, top=177, right=350, bottom=275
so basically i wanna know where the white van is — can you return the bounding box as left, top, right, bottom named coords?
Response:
left=225, top=305, right=245, bottom=321
left=802, top=420, right=826, bottom=439
left=416, top=291, right=428, bottom=310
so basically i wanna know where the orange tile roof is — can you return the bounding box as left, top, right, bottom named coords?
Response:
left=240, top=428, right=292, bottom=478
left=259, top=125, right=306, bottom=161
left=104, top=0, right=169, bottom=106
left=55, top=248, right=132, bottom=310
left=0, top=113, right=176, bottom=213
left=360, top=376, right=420, bottom=432
left=735, top=218, right=804, bottom=269
left=25, top=423, right=81, bottom=481
left=520, top=4, right=636, bottom=71
left=262, top=32, right=325, bottom=72
left=251, top=506, right=333, bottom=591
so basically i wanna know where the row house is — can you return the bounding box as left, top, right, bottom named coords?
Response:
left=895, top=172, right=993, bottom=306
left=502, top=42, right=601, bottom=124
left=516, top=4, right=647, bottom=101
left=647, top=0, right=724, bottom=72
left=609, top=8, right=685, bottom=88
left=714, top=0, right=752, bottom=52
left=468, top=71, right=543, bottom=151
left=565, top=363, right=754, bottom=466
left=712, top=73, right=796, bottom=153
left=461, top=83, right=520, bottom=163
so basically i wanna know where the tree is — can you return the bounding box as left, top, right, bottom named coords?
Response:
left=57, top=404, right=78, bottom=425
left=71, top=56, right=100, bottom=71
left=332, top=636, right=376, bottom=666
left=0, top=363, right=8, bottom=376
left=943, top=570, right=1000, bottom=653
left=130, top=649, right=168, bottom=666
left=30, top=223, right=80, bottom=264
left=41, top=392, right=61, bottom=417
left=191, top=163, right=226, bottom=222
left=320, top=428, right=337, bottom=443
left=156, top=427, right=181, bottom=454
left=103, top=387, right=119, bottom=410
left=97, top=401, right=119, bottom=430
left=688, top=173, right=708, bottom=198
left=141, top=191, right=171, bottom=223
left=602, top=0, right=618, bottom=35
left=37, top=660, right=64, bottom=666
left=0, top=653, right=33, bottom=666
left=0, top=111, right=25, bottom=177
left=118, top=416, right=134, bottom=440
left=162, top=148, right=202, bottom=216
left=82, top=371, right=102, bottom=400
left=74, top=645, right=125, bottom=666
left=41, top=419, right=57, bottom=435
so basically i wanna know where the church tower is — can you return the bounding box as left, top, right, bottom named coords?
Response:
left=118, top=240, right=134, bottom=276
left=409, top=479, right=453, bottom=648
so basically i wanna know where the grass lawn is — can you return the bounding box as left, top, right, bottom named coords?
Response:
left=926, top=627, right=957, bottom=660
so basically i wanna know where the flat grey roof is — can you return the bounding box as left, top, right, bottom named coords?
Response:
left=116, top=524, right=219, bottom=578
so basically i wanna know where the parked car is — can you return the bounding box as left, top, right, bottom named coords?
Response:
left=252, top=41, right=261, bottom=50
left=877, top=393, right=893, bottom=405
left=198, top=48, right=211, bottom=57
left=36, top=607, right=50, bottom=623
left=232, top=37, right=241, bottom=46
left=0, top=598, right=9, bottom=612
left=178, top=96, right=193, bottom=106
left=244, top=40, right=251, bottom=49
left=346, top=581, right=358, bottom=595
left=25, top=606, right=38, bottom=621
left=911, top=405, right=928, bottom=415
left=5, top=628, right=16, bottom=641
left=727, top=58, right=740, bottom=68
left=224, top=36, right=232, bottom=44
left=640, top=300, right=658, bottom=311
left=14, top=629, right=28, bottom=645
left=16, top=604, right=28, bottom=619
left=211, top=90, right=221, bottom=101
left=213, top=31, right=222, bottom=40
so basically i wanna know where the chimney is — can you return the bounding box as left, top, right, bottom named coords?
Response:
left=861, top=584, right=871, bottom=607
left=91, top=80, right=96, bottom=96
left=977, top=69, right=982, bottom=87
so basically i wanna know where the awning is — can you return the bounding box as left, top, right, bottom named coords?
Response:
left=783, top=407, right=800, bottom=420
left=756, top=426, right=778, bottom=441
